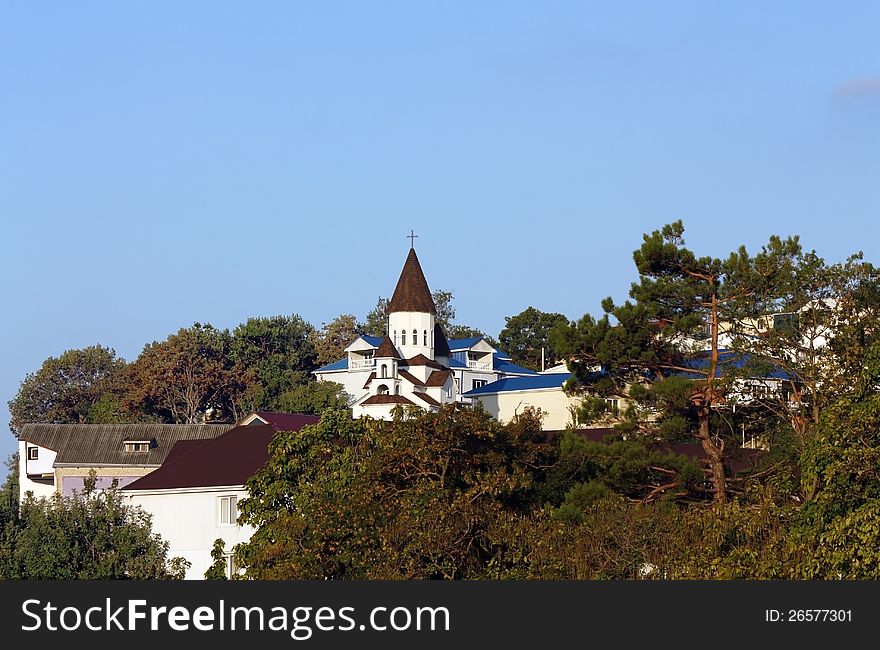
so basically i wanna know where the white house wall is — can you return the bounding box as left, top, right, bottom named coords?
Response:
left=18, top=440, right=57, bottom=501
left=474, top=388, right=582, bottom=430
left=126, top=486, right=254, bottom=580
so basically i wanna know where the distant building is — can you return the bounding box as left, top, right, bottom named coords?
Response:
left=18, top=423, right=231, bottom=503
left=314, top=246, right=535, bottom=419
left=122, top=412, right=319, bottom=579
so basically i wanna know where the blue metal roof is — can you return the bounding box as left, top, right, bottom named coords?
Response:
left=315, top=358, right=348, bottom=372
left=494, top=350, right=512, bottom=360
left=448, top=358, right=467, bottom=369
left=361, top=335, right=383, bottom=347
left=673, top=350, right=791, bottom=380
left=464, top=373, right=571, bottom=396
left=447, top=337, right=484, bottom=351
left=493, top=355, right=537, bottom=375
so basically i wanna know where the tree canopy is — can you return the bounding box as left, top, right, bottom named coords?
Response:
left=1, top=474, right=187, bottom=579
left=8, top=345, right=127, bottom=436
left=499, top=306, right=568, bottom=370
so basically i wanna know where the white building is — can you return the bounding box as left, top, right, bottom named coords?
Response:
left=463, top=364, right=582, bottom=430
left=122, top=413, right=319, bottom=579
left=18, top=423, right=231, bottom=503
left=314, top=246, right=535, bottom=419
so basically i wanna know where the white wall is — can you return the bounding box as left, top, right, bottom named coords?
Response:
left=125, top=486, right=254, bottom=580
left=18, top=440, right=57, bottom=501
left=389, top=311, right=435, bottom=359
left=474, top=388, right=582, bottom=430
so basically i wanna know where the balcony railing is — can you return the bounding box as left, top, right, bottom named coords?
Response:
left=350, top=358, right=376, bottom=370
left=467, top=360, right=492, bottom=371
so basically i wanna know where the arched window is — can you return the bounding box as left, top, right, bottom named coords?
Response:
left=393, top=330, right=397, bottom=345
left=424, top=330, right=428, bottom=346
left=380, top=364, right=387, bottom=378
left=402, top=330, right=407, bottom=345
left=394, top=385, right=400, bottom=395
left=413, top=329, right=417, bottom=345
left=377, top=384, right=389, bottom=395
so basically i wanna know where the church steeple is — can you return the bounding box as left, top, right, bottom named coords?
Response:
left=388, top=247, right=436, bottom=315
left=388, top=245, right=437, bottom=361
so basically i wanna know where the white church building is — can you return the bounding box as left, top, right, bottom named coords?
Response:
left=314, top=246, right=536, bottom=419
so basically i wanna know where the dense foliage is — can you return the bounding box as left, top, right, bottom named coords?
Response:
left=0, top=471, right=187, bottom=579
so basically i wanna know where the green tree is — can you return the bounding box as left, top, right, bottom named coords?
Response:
left=552, top=222, right=799, bottom=503
left=362, top=298, right=391, bottom=337
left=312, top=314, right=363, bottom=366
left=499, top=307, right=568, bottom=370
left=0, top=455, right=19, bottom=575
left=123, top=323, right=235, bottom=424
left=236, top=406, right=552, bottom=579
left=783, top=340, right=880, bottom=578
left=229, top=315, right=318, bottom=416
left=3, top=475, right=187, bottom=579
left=275, top=381, right=350, bottom=414
left=204, top=539, right=228, bottom=580
left=731, top=251, right=880, bottom=451
left=8, top=345, right=127, bottom=436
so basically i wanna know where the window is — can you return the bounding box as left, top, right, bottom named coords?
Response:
left=124, top=441, right=151, bottom=453
left=377, top=384, right=389, bottom=395
left=219, top=496, right=238, bottom=526
left=225, top=554, right=237, bottom=579
left=402, top=330, right=407, bottom=345
left=424, top=330, right=427, bottom=346
left=393, top=330, right=398, bottom=345
left=27, top=446, right=38, bottom=461
left=473, top=379, right=487, bottom=390
left=381, top=364, right=387, bottom=378
left=394, top=385, right=400, bottom=395
left=413, top=329, right=417, bottom=345
left=604, top=398, right=620, bottom=412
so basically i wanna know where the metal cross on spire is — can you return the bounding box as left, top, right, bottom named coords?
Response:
left=407, top=229, right=418, bottom=249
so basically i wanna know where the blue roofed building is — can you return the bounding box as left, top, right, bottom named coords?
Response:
left=462, top=364, right=584, bottom=430
left=314, top=246, right=535, bottom=420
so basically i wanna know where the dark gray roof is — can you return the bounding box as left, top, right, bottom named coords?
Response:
left=19, top=423, right=232, bottom=467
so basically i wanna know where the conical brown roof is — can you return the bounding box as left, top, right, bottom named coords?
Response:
left=388, top=248, right=436, bottom=314
left=375, top=335, right=400, bottom=359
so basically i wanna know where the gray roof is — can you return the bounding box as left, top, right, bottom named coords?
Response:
left=19, top=423, right=232, bottom=467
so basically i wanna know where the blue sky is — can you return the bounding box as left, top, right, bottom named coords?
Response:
left=1, top=1, right=878, bottom=468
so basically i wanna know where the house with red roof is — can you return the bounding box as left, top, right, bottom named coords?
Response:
left=122, top=413, right=318, bottom=579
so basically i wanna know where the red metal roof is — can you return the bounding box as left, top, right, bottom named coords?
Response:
left=123, top=417, right=318, bottom=491
left=253, top=412, right=323, bottom=432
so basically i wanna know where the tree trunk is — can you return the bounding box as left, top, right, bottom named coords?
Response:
left=702, top=291, right=727, bottom=503
left=698, top=409, right=727, bottom=503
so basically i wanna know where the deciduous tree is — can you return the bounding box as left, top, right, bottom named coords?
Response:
left=499, top=307, right=568, bottom=370
left=8, top=345, right=127, bottom=436
left=123, top=323, right=235, bottom=424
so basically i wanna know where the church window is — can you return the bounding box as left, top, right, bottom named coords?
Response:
left=413, top=329, right=417, bottom=345
left=381, top=364, right=387, bottom=378
left=393, top=330, right=398, bottom=345
left=377, top=384, right=389, bottom=395
left=395, top=385, right=400, bottom=395
left=424, top=330, right=427, bottom=346
left=402, top=331, right=407, bottom=345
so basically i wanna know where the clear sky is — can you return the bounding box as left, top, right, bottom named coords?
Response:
left=1, top=1, right=878, bottom=468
